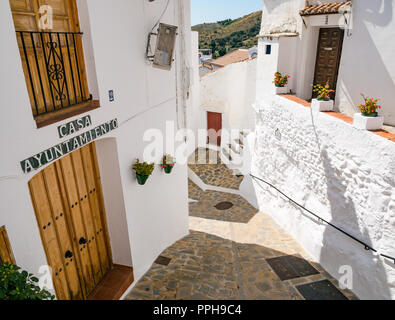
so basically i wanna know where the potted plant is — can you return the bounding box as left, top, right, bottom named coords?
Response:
left=353, top=94, right=384, bottom=130
left=311, top=81, right=335, bottom=112
left=273, top=72, right=290, bottom=94
left=133, top=159, right=154, bottom=185
left=161, top=154, right=176, bottom=174
left=0, top=263, right=55, bottom=300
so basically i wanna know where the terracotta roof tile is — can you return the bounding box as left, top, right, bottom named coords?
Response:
left=300, top=1, right=352, bottom=16
left=207, top=49, right=250, bottom=67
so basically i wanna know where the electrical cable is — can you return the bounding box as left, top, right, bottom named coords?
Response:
left=146, top=0, right=171, bottom=61
left=250, top=173, right=395, bottom=265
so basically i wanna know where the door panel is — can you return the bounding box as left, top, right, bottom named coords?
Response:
left=313, top=28, right=344, bottom=100
left=41, top=164, right=83, bottom=299
left=80, top=145, right=111, bottom=275
left=207, top=112, right=222, bottom=146
left=29, top=171, right=72, bottom=300
left=57, top=153, right=95, bottom=294
left=29, top=142, right=112, bottom=300
left=70, top=149, right=103, bottom=284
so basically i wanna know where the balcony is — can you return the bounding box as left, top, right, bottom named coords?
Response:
left=16, top=31, right=97, bottom=128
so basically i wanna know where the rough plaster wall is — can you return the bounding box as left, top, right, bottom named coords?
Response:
left=260, top=0, right=305, bottom=35
left=336, top=0, right=395, bottom=126
left=252, top=96, right=395, bottom=299
left=200, top=59, right=257, bottom=131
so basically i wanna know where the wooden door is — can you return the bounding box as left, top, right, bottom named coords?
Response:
left=9, top=0, right=90, bottom=118
left=207, top=112, right=222, bottom=146
left=0, top=226, right=16, bottom=265
left=29, top=142, right=112, bottom=300
left=313, top=28, right=344, bottom=100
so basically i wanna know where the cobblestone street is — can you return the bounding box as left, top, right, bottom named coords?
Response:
left=126, top=150, right=357, bottom=300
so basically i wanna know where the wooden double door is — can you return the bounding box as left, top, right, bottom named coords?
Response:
left=313, top=28, right=344, bottom=100
left=29, top=142, right=112, bottom=300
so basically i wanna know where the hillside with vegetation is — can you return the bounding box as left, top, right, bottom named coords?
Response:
left=192, top=11, right=262, bottom=58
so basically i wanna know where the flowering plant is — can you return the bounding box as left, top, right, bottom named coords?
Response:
left=273, top=72, right=290, bottom=87
left=358, top=94, right=381, bottom=116
left=160, top=154, right=176, bottom=169
left=133, top=159, right=154, bottom=176
left=312, top=81, right=335, bottom=101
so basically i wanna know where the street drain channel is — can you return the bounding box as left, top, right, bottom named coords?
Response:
left=154, top=256, right=172, bottom=266
left=215, top=202, right=234, bottom=211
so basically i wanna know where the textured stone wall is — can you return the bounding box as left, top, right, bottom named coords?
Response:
left=252, top=95, right=395, bottom=299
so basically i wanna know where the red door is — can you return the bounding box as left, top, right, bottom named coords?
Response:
left=207, top=112, right=222, bottom=146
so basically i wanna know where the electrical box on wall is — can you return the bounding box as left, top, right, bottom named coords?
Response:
left=153, top=23, right=178, bottom=70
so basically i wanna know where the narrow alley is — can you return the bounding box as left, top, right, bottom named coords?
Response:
left=126, top=149, right=357, bottom=300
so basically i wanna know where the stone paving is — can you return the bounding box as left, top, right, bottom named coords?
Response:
left=188, top=148, right=244, bottom=190
left=189, top=184, right=259, bottom=223
left=126, top=151, right=357, bottom=300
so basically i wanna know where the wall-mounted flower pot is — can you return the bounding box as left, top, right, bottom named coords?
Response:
left=164, top=166, right=174, bottom=174
left=311, top=99, right=334, bottom=112
left=353, top=113, right=384, bottom=130
left=275, top=86, right=288, bottom=95
left=136, top=173, right=150, bottom=185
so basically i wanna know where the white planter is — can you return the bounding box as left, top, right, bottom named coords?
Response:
left=274, top=86, right=288, bottom=95
left=311, top=99, right=334, bottom=112
left=353, top=113, right=384, bottom=130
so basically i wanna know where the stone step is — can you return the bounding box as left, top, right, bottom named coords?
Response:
left=222, top=148, right=233, bottom=161
left=228, top=143, right=242, bottom=155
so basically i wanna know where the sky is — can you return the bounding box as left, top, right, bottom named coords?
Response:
left=191, top=0, right=262, bottom=26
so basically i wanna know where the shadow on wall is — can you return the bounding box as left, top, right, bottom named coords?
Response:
left=338, top=0, right=395, bottom=125
left=319, top=149, right=391, bottom=299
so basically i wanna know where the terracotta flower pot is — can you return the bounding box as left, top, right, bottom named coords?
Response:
left=136, top=173, right=150, bottom=185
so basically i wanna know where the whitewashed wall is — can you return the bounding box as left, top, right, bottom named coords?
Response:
left=200, top=59, right=257, bottom=132
left=0, top=0, right=190, bottom=297
left=260, top=0, right=395, bottom=126
left=252, top=95, right=395, bottom=299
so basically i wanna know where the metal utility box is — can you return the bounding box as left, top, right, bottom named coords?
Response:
left=153, top=23, right=178, bottom=70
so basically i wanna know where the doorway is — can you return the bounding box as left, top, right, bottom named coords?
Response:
left=312, top=28, right=344, bottom=100
left=207, top=112, right=222, bottom=146
left=28, top=142, right=112, bottom=300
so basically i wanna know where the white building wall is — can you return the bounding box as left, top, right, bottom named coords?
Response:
left=252, top=96, right=395, bottom=300
left=336, top=0, right=395, bottom=126
left=260, top=0, right=395, bottom=126
left=0, top=0, right=191, bottom=297
left=200, top=59, right=257, bottom=132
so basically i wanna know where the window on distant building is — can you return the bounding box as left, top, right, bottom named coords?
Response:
left=266, top=45, right=272, bottom=55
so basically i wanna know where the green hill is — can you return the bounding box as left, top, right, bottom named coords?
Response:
left=192, top=11, right=262, bottom=57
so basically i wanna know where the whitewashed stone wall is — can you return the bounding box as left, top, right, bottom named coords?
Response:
left=252, top=95, right=395, bottom=299
left=200, top=59, right=257, bottom=131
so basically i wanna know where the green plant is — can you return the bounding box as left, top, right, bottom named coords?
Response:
left=273, top=72, right=290, bottom=87
left=160, top=154, right=176, bottom=169
left=312, top=81, right=335, bottom=101
left=133, top=159, right=154, bottom=177
left=358, top=94, right=382, bottom=116
left=0, top=263, right=54, bottom=300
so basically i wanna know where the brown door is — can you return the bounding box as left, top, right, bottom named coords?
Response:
left=28, top=142, right=112, bottom=300
left=9, top=0, right=91, bottom=119
left=207, top=112, right=222, bottom=146
left=313, top=28, right=344, bottom=100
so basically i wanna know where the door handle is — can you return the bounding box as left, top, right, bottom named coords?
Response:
left=65, top=250, right=73, bottom=259
left=79, top=237, right=87, bottom=245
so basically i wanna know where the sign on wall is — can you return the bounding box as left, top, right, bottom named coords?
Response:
left=21, top=119, right=118, bottom=174
left=57, top=115, right=92, bottom=139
